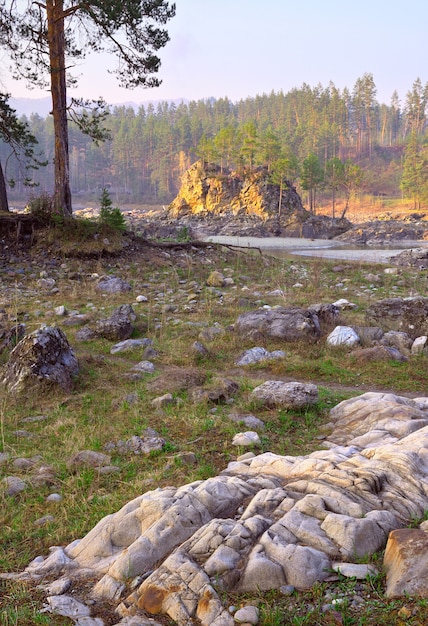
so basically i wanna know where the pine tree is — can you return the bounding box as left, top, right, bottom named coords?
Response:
left=99, top=187, right=127, bottom=231
left=0, top=0, right=175, bottom=215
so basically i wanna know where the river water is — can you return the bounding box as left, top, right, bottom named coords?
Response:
left=204, top=235, right=428, bottom=264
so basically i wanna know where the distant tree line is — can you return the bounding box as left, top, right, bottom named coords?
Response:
left=3, top=73, right=428, bottom=210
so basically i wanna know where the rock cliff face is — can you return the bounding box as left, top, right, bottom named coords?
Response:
left=168, top=161, right=351, bottom=238
left=169, top=161, right=306, bottom=220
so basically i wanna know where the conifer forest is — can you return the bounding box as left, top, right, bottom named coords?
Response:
left=4, top=74, right=428, bottom=210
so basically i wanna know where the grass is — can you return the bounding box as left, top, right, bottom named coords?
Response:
left=0, top=220, right=427, bottom=624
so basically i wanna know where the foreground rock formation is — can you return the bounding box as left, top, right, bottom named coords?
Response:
left=6, top=391, right=428, bottom=625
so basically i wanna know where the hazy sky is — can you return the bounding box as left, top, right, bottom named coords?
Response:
left=1, top=0, right=427, bottom=106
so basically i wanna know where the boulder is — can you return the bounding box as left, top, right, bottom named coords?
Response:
left=327, top=391, right=428, bottom=447
left=307, top=303, right=341, bottom=328
left=366, top=297, right=428, bottom=339
left=394, top=247, right=428, bottom=269
left=96, top=276, right=132, bottom=294
left=1, top=326, right=78, bottom=394
left=206, top=271, right=226, bottom=287
left=251, top=380, right=318, bottom=409
left=380, top=330, right=412, bottom=354
left=326, top=326, right=360, bottom=348
left=384, top=529, right=428, bottom=597
left=353, top=325, right=384, bottom=345
left=235, top=347, right=285, bottom=366
left=67, top=451, right=112, bottom=472
left=95, top=315, right=134, bottom=341
left=235, top=307, right=321, bottom=342
left=412, top=336, right=428, bottom=355
left=349, top=345, right=408, bottom=364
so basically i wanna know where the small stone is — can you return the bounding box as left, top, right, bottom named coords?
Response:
left=332, top=562, right=379, bottom=579
left=110, top=339, right=144, bottom=354
left=75, top=326, right=96, bottom=341
left=192, top=341, right=209, bottom=356
left=13, top=457, right=38, bottom=470
left=207, top=270, right=225, bottom=287
left=332, top=299, right=357, bottom=310
left=235, top=346, right=285, bottom=366
left=46, top=493, right=63, bottom=502
left=13, top=430, right=32, bottom=438
left=232, top=431, right=261, bottom=447
left=96, top=276, right=131, bottom=293
left=34, top=515, right=55, bottom=526
left=237, top=452, right=256, bottom=461
left=151, top=393, right=174, bottom=409
left=3, top=475, right=27, bottom=496
left=234, top=605, right=259, bottom=624
left=131, top=361, right=155, bottom=373
left=398, top=606, right=412, bottom=619
left=280, top=585, right=295, bottom=596
left=67, top=450, right=111, bottom=471
left=229, top=414, right=265, bottom=430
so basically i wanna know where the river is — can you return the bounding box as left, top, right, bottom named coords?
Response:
left=204, top=235, right=428, bottom=264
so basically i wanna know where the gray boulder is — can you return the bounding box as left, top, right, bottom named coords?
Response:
left=326, top=326, right=360, bottom=348
left=350, top=345, right=408, bottom=364
left=366, top=297, right=428, bottom=339
left=394, top=247, right=428, bottom=269
left=380, top=330, right=412, bottom=354
left=412, top=336, right=428, bottom=355
left=235, top=307, right=321, bottom=342
left=251, top=380, right=318, bottom=408
left=235, top=347, right=285, bottom=366
left=307, top=303, right=341, bottom=328
left=1, top=326, right=78, bottom=394
left=95, top=315, right=134, bottom=341
left=95, top=276, right=132, bottom=293
left=353, top=325, right=384, bottom=345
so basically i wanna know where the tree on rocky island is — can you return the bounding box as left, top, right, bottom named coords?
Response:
left=0, top=0, right=176, bottom=217
left=0, top=93, right=45, bottom=212
left=301, top=153, right=324, bottom=214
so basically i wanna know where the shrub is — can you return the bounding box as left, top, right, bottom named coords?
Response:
left=26, top=192, right=59, bottom=225
left=99, top=188, right=127, bottom=232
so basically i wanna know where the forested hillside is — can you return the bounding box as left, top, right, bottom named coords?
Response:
left=3, top=73, right=428, bottom=209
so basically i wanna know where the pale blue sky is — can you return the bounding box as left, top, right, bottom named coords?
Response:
left=1, top=0, right=427, bottom=106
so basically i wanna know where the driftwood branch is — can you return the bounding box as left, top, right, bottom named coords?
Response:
left=140, top=237, right=263, bottom=255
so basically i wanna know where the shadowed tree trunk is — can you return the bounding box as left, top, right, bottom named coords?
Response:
left=47, top=0, right=72, bottom=216
left=0, top=162, right=9, bottom=212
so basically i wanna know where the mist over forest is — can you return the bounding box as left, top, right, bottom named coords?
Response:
left=4, top=74, right=428, bottom=209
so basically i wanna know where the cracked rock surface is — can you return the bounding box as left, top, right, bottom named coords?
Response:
left=5, top=391, right=428, bottom=625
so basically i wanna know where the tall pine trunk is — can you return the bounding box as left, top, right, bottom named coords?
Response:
left=47, top=0, right=72, bottom=216
left=0, top=162, right=9, bottom=212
